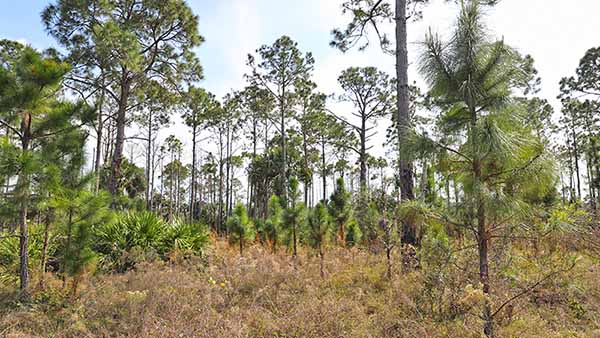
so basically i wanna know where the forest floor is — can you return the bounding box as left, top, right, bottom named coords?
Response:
left=1, top=240, right=600, bottom=338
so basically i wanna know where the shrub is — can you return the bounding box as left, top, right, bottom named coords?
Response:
left=164, top=220, right=209, bottom=256
left=227, top=204, right=255, bottom=256
left=93, top=212, right=209, bottom=271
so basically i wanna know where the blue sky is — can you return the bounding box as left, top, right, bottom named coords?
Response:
left=3, top=0, right=597, bottom=109
left=2, top=0, right=600, bottom=163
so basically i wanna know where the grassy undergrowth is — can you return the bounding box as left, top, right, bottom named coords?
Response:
left=1, top=240, right=599, bottom=338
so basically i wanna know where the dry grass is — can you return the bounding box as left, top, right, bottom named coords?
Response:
left=1, top=239, right=599, bottom=338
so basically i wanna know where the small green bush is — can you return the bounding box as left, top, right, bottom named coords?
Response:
left=93, top=212, right=209, bottom=271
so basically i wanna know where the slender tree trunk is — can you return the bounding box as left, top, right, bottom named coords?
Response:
left=63, top=209, right=73, bottom=289
left=225, top=126, right=231, bottom=218
left=150, top=140, right=157, bottom=211
left=145, top=110, right=153, bottom=210
left=386, top=246, right=392, bottom=279
left=94, top=90, right=105, bottom=194
left=169, top=151, right=175, bottom=221
left=190, top=125, right=198, bottom=221
left=280, top=86, right=288, bottom=205
left=18, top=112, right=32, bottom=298
left=571, top=123, right=581, bottom=200
left=359, top=118, right=367, bottom=194
left=322, top=141, right=327, bottom=203
left=395, top=0, right=414, bottom=202
left=250, top=118, right=258, bottom=217
left=319, top=246, right=325, bottom=279
left=476, top=157, right=493, bottom=337
left=228, top=134, right=234, bottom=215
left=292, top=200, right=297, bottom=258
left=109, top=75, right=131, bottom=199
left=469, top=96, right=493, bottom=337
left=302, top=128, right=309, bottom=205
left=218, top=133, right=225, bottom=233
left=39, top=210, right=51, bottom=290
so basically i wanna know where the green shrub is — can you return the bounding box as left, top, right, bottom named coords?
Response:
left=164, top=220, right=209, bottom=255
left=227, top=204, right=255, bottom=256
left=93, top=212, right=209, bottom=271
left=0, top=224, right=54, bottom=287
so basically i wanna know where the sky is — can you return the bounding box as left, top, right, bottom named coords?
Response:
left=1, top=0, right=599, bottom=166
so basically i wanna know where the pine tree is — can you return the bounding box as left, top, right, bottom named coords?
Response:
left=247, top=36, right=314, bottom=206
left=418, top=1, right=555, bottom=335
left=43, top=0, right=203, bottom=198
left=305, top=203, right=332, bottom=278
left=0, top=42, right=93, bottom=297
left=328, top=177, right=351, bottom=246
left=227, top=204, right=254, bottom=256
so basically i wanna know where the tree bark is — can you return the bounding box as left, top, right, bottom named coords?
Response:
left=109, top=75, right=131, bottom=199
left=322, top=141, right=327, bottom=203
left=190, top=124, right=198, bottom=221
left=218, top=132, right=225, bottom=233
left=94, top=90, right=105, bottom=194
left=280, top=84, right=288, bottom=205
left=39, top=210, right=51, bottom=290
left=319, top=246, right=325, bottom=279
left=145, top=110, right=153, bottom=210
left=18, top=111, right=32, bottom=298
left=570, top=121, right=581, bottom=200
left=395, top=0, right=414, bottom=202
left=359, top=118, right=367, bottom=194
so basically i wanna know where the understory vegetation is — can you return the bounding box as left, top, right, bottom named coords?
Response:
left=1, top=236, right=599, bottom=338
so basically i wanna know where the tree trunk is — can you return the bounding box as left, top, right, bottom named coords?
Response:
left=320, top=247, right=325, bottom=279
left=63, top=209, right=74, bottom=289
left=150, top=139, right=157, bottom=211
left=322, top=141, right=327, bottom=203
left=250, top=117, right=258, bottom=217
left=39, top=210, right=51, bottom=290
left=225, top=126, right=231, bottom=217
left=302, top=127, right=309, bottom=205
left=292, top=201, right=297, bottom=258
left=94, top=90, right=105, bottom=194
left=18, top=112, right=32, bottom=298
left=190, top=124, right=197, bottom=221
left=571, top=123, right=581, bottom=200
left=145, top=110, right=153, bottom=210
left=280, top=86, right=288, bottom=205
left=109, top=76, right=131, bottom=199
left=386, top=246, right=392, bottom=279
left=359, top=118, right=367, bottom=194
left=218, top=133, right=225, bottom=233
left=476, top=159, right=493, bottom=337
left=395, top=0, right=414, bottom=202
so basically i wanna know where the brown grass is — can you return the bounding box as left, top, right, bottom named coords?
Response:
left=1, top=240, right=599, bottom=338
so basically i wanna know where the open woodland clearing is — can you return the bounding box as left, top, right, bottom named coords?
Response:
left=1, top=0, right=600, bottom=337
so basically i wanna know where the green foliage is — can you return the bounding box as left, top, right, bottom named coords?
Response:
left=62, top=219, right=96, bottom=278
left=328, top=177, right=351, bottom=244
left=355, top=197, right=380, bottom=242
left=257, top=195, right=284, bottom=251
left=94, top=212, right=166, bottom=271
left=304, top=203, right=332, bottom=252
left=282, top=178, right=305, bottom=252
left=55, top=190, right=112, bottom=279
left=0, top=224, right=52, bottom=287
left=344, top=219, right=363, bottom=248
left=227, top=204, right=255, bottom=255
left=93, top=211, right=208, bottom=271
left=164, top=220, right=210, bottom=255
